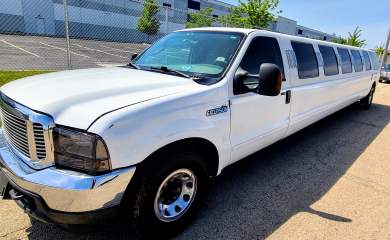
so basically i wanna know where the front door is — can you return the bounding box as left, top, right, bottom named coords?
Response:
left=230, top=35, right=291, bottom=163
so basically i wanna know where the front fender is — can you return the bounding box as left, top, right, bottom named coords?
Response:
left=88, top=86, right=231, bottom=175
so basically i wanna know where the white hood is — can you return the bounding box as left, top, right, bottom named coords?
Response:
left=1, top=67, right=200, bottom=129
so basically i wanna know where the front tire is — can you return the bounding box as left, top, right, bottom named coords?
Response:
left=360, top=85, right=375, bottom=110
left=125, top=150, right=208, bottom=239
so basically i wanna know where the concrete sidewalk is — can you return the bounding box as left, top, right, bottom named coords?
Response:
left=1, top=84, right=390, bottom=240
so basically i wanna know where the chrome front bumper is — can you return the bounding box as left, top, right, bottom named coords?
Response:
left=0, top=130, right=136, bottom=213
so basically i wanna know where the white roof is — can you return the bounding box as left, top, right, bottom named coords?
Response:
left=177, top=27, right=371, bottom=52
left=178, top=27, right=255, bottom=34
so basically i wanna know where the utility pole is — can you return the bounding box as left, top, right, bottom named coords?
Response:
left=63, top=0, right=72, bottom=70
left=380, top=28, right=390, bottom=68
left=165, top=7, right=169, bottom=34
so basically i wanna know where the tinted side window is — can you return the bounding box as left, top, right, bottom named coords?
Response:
left=318, top=45, right=339, bottom=76
left=369, top=52, right=380, bottom=70
left=237, top=37, right=284, bottom=94
left=351, top=50, right=363, bottom=72
left=337, top=48, right=352, bottom=73
left=362, top=51, right=372, bottom=70
left=291, top=41, right=319, bottom=79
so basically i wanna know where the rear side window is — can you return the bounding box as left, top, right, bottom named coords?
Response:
left=369, top=52, right=380, bottom=70
left=337, top=48, right=352, bottom=73
left=291, top=41, right=319, bottom=79
left=351, top=50, right=363, bottom=72
left=318, top=45, right=339, bottom=76
left=362, top=51, right=372, bottom=70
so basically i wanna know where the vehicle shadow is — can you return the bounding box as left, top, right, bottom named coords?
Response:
left=25, top=102, right=390, bottom=240
left=178, top=102, right=390, bottom=239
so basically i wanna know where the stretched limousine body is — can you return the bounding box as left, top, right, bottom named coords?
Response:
left=0, top=28, right=380, bottom=238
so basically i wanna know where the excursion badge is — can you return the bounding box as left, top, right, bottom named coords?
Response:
left=206, top=105, right=229, bottom=117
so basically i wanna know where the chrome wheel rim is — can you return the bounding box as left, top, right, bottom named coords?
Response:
left=154, top=169, right=197, bottom=222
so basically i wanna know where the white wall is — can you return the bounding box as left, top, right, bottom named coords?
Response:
left=54, top=4, right=139, bottom=29
left=275, top=17, right=297, bottom=36
left=54, top=3, right=185, bottom=34
left=0, top=0, right=23, bottom=15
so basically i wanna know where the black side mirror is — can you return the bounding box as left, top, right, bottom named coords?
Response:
left=131, top=53, right=138, bottom=60
left=257, top=63, right=282, bottom=96
left=233, top=68, right=259, bottom=95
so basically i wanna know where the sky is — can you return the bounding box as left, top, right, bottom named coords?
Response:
left=220, top=0, right=389, bottom=49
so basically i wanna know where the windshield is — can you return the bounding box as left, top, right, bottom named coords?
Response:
left=134, top=31, right=244, bottom=78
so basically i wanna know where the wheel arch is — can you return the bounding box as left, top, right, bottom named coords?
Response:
left=138, top=137, right=220, bottom=177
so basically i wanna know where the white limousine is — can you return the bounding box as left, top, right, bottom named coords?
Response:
left=0, top=27, right=380, bottom=238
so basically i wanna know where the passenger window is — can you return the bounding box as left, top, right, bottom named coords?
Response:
left=318, top=45, right=339, bottom=76
left=337, top=48, right=353, bottom=73
left=362, top=51, right=372, bottom=70
left=351, top=50, right=363, bottom=72
left=236, top=36, right=284, bottom=93
left=291, top=41, right=319, bottom=79
left=369, top=52, right=380, bottom=70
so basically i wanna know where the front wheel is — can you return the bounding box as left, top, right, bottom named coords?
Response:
left=124, top=151, right=208, bottom=239
left=360, top=85, right=375, bottom=110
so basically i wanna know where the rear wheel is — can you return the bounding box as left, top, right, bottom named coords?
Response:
left=360, top=85, right=375, bottom=110
left=124, top=150, right=208, bottom=239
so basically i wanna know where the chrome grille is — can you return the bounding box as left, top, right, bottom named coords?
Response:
left=33, top=123, right=46, bottom=159
left=1, top=107, right=30, bottom=158
left=0, top=93, right=54, bottom=169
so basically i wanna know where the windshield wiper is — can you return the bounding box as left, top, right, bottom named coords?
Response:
left=150, top=66, right=192, bottom=79
left=127, top=61, right=140, bottom=69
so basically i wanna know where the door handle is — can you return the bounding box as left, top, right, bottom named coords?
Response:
left=281, top=90, right=291, bottom=104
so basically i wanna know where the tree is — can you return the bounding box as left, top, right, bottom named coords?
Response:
left=331, top=27, right=366, bottom=47
left=375, top=45, right=385, bottom=56
left=137, top=0, right=160, bottom=38
left=346, top=26, right=366, bottom=47
left=186, top=8, right=215, bottom=28
left=219, top=0, right=281, bottom=28
left=332, top=36, right=347, bottom=45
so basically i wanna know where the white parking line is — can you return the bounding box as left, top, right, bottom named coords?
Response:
left=100, top=45, right=135, bottom=53
left=39, top=42, right=91, bottom=59
left=1, top=40, right=40, bottom=57
left=73, top=44, right=129, bottom=59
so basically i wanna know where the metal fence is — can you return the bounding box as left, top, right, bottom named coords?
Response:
left=0, top=0, right=205, bottom=71
left=4, top=1, right=383, bottom=71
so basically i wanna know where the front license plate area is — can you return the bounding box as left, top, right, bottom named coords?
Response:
left=0, top=170, right=8, bottom=199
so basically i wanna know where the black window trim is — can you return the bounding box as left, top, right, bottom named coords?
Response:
left=362, top=50, right=372, bottom=71
left=368, top=51, right=380, bottom=70
left=337, top=47, right=353, bottom=74
left=350, top=49, right=364, bottom=72
left=318, top=44, right=340, bottom=76
left=291, top=41, right=320, bottom=79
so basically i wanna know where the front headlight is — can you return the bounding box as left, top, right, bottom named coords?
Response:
left=53, top=126, right=111, bottom=174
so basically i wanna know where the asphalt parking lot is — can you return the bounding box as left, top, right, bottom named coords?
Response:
left=1, top=83, right=390, bottom=240
left=0, top=34, right=149, bottom=70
